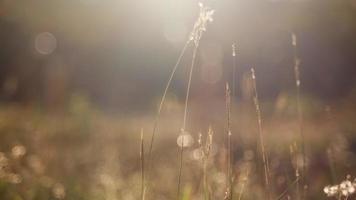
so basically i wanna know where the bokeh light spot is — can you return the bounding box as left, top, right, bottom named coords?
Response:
left=177, top=132, right=194, bottom=147
left=35, top=32, right=57, bottom=55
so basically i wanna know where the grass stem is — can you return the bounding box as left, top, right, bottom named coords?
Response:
left=177, top=137, right=185, bottom=200
left=292, top=33, right=306, bottom=200
left=140, top=128, right=145, bottom=200
left=225, top=83, right=233, bottom=200
left=178, top=36, right=200, bottom=200
left=145, top=41, right=191, bottom=196
left=251, top=68, right=271, bottom=200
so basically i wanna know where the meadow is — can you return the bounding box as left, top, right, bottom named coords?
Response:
left=1, top=1, right=356, bottom=200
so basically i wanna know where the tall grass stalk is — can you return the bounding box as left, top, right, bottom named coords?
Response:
left=250, top=68, right=271, bottom=200
left=232, top=44, right=237, bottom=98
left=275, top=177, right=300, bottom=200
left=292, top=33, right=306, bottom=199
left=230, top=42, right=244, bottom=148
left=177, top=3, right=214, bottom=198
left=182, top=43, right=199, bottom=132
left=325, top=106, right=338, bottom=183
left=147, top=40, right=190, bottom=168
left=237, top=168, right=250, bottom=200
left=140, top=128, right=146, bottom=200
left=145, top=40, right=190, bottom=200
left=203, top=157, right=209, bottom=200
left=177, top=135, right=185, bottom=200
left=290, top=142, right=300, bottom=200
left=178, top=33, right=200, bottom=200
left=225, top=83, right=233, bottom=200
left=203, top=127, right=213, bottom=200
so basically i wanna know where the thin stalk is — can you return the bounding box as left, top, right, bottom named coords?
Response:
left=182, top=43, right=199, bottom=131
left=232, top=43, right=237, bottom=98
left=275, top=177, right=300, bottom=200
left=290, top=142, right=300, bottom=200
left=148, top=41, right=190, bottom=161
left=251, top=68, right=271, bottom=200
left=203, top=158, right=209, bottom=200
left=177, top=136, right=185, bottom=200
left=292, top=33, right=305, bottom=199
left=177, top=2, right=214, bottom=198
left=296, top=148, right=300, bottom=200
left=140, top=129, right=145, bottom=200
left=230, top=42, right=244, bottom=165
left=325, top=106, right=337, bottom=183
left=225, top=83, right=233, bottom=200
left=178, top=40, right=200, bottom=199
left=145, top=40, right=190, bottom=200
left=229, top=43, right=237, bottom=200
left=238, top=168, right=250, bottom=200
left=198, top=132, right=209, bottom=200
left=203, top=127, right=213, bottom=200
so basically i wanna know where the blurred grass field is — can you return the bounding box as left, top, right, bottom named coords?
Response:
left=0, top=89, right=355, bottom=200
left=1, top=0, right=356, bottom=199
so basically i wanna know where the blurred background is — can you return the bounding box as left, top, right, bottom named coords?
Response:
left=0, top=0, right=356, bottom=199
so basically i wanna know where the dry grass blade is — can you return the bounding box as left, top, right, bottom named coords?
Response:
left=178, top=26, right=199, bottom=200
left=290, top=143, right=301, bottom=200
left=178, top=3, right=215, bottom=198
left=203, top=127, right=214, bottom=200
left=182, top=44, right=199, bottom=132
left=147, top=40, right=190, bottom=159
left=275, top=177, right=300, bottom=200
left=140, top=128, right=146, bottom=200
left=251, top=68, right=271, bottom=200
left=144, top=40, right=190, bottom=200
left=225, top=83, right=233, bottom=200
left=232, top=43, right=237, bottom=97
left=147, top=40, right=190, bottom=169
left=177, top=135, right=184, bottom=200
left=292, top=32, right=306, bottom=200
left=238, top=168, right=250, bottom=200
